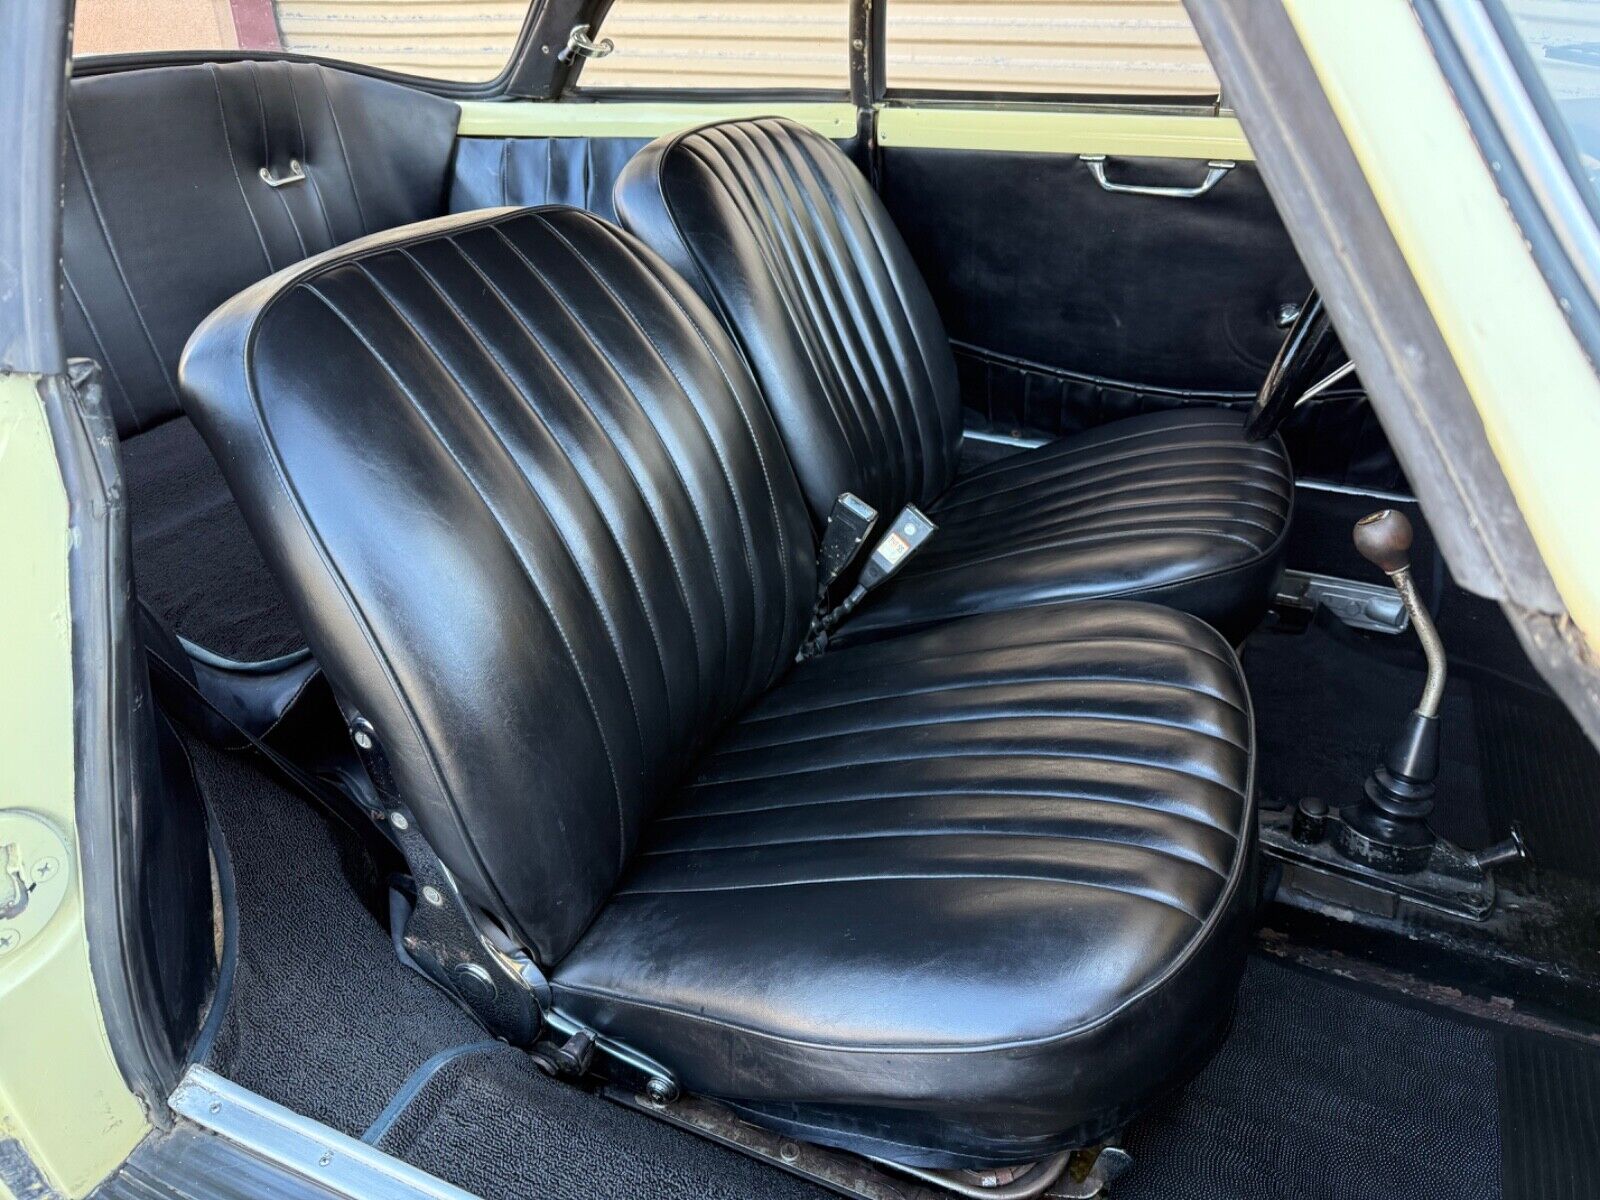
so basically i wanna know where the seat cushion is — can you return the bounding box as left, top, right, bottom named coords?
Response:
left=617, top=119, right=1293, bottom=641
left=551, top=600, right=1257, bottom=1167
left=843, top=408, right=1293, bottom=645
left=123, top=415, right=306, bottom=664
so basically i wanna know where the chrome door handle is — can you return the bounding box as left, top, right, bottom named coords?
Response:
left=1080, top=155, right=1235, bottom=198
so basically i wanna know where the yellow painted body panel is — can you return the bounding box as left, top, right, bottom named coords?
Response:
left=1285, top=0, right=1600, bottom=643
left=457, top=98, right=857, bottom=138
left=460, top=98, right=1247, bottom=162
left=0, top=374, right=147, bottom=1198
left=877, top=104, right=1249, bottom=158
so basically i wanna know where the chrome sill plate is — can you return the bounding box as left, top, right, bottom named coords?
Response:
left=170, top=1065, right=482, bottom=1200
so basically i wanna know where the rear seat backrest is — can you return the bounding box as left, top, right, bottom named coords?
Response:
left=63, top=60, right=460, bottom=438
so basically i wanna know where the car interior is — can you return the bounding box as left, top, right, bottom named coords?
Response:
left=56, top=7, right=1600, bottom=1199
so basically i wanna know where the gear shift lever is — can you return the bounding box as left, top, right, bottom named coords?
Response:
left=1334, top=510, right=1446, bottom=872
left=1259, top=509, right=1526, bottom=916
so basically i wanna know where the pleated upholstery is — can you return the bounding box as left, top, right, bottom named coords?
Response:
left=554, top=600, right=1256, bottom=1163
left=618, top=118, right=1293, bottom=640
left=850, top=407, right=1295, bottom=641
left=182, top=205, right=1260, bottom=1166
left=181, top=208, right=815, bottom=961
left=617, top=117, right=964, bottom=527
left=65, top=60, right=459, bottom=438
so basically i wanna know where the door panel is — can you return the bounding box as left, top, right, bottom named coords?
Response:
left=880, top=148, right=1307, bottom=407
left=876, top=113, right=1403, bottom=490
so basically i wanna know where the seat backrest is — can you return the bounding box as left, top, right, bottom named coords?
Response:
left=615, top=118, right=964, bottom=528
left=63, top=60, right=460, bottom=438
left=179, top=207, right=816, bottom=963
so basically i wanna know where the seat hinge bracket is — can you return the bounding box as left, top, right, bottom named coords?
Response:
left=347, top=714, right=543, bottom=1045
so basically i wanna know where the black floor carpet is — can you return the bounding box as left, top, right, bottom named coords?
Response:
left=372, top=1044, right=829, bottom=1200
left=1121, top=957, right=1502, bottom=1200
left=193, top=737, right=484, bottom=1135
left=1242, top=610, right=1600, bottom=872
left=190, top=731, right=1600, bottom=1200
left=191, top=735, right=829, bottom=1197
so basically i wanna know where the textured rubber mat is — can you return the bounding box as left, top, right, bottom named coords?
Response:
left=1475, top=688, right=1600, bottom=882
left=1498, top=1029, right=1600, bottom=1200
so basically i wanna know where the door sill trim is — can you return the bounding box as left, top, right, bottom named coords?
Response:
left=169, top=1065, right=481, bottom=1200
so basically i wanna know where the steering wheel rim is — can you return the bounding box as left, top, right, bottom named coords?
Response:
left=1244, top=289, right=1350, bottom=441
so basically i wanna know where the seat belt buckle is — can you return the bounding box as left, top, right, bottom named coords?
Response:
left=816, top=492, right=879, bottom=592
left=855, top=504, right=936, bottom=593
left=798, top=504, right=937, bottom=660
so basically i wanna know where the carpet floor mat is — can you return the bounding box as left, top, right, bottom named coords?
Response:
left=1241, top=610, right=1600, bottom=876
left=188, top=731, right=1600, bottom=1200
left=370, top=1044, right=829, bottom=1200
left=189, top=735, right=828, bottom=1197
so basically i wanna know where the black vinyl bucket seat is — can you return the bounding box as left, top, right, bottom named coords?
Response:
left=179, top=207, right=1257, bottom=1167
left=63, top=60, right=459, bottom=731
left=615, top=118, right=1293, bottom=642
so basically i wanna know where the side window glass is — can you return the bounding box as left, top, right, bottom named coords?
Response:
left=73, top=0, right=530, bottom=83
left=575, top=1, right=851, bottom=91
left=885, top=1, right=1220, bottom=99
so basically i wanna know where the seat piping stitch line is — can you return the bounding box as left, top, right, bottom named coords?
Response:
left=565, top=632, right=1257, bottom=1056
left=710, top=708, right=1248, bottom=755
left=487, top=223, right=714, bottom=682
left=579, top=215, right=805, bottom=675
left=315, top=68, right=368, bottom=232
left=933, top=444, right=1290, bottom=516
left=930, top=491, right=1289, bottom=538
left=285, top=66, right=340, bottom=246
left=434, top=234, right=682, bottom=723
left=656, top=786, right=1240, bottom=839
left=725, top=123, right=928, bottom=494
left=205, top=63, right=275, bottom=275
left=249, top=61, right=310, bottom=260
left=695, top=744, right=1240, bottom=792
left=681, top=134, right=892, bottom=495
left=612, top=869, right=1205, bottom=920
left=376, top=248, right=651, bottom=773
left=66, top=107, right=181, bottom=415
left=759, top=632, right=1241, bottom=690
left=533, top=212, right=764, bottom=690
left=730, top=673, right=1248, bottom=726
left=738, top=121, right=932, bottom=497
left=637, top=828, right=1232, bottom=879
left=304, top=280, right=633, bottom=869
left=933, top=459, right=1292, bottom=518
left=233, top=249, right=527, bottom=943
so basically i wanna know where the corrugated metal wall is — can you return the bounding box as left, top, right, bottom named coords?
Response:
left=275, top=0, right=529, bottom=80
left=886, top=1, right=1218, bottom=94
left=272, top=0, right=1217, bottom=94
